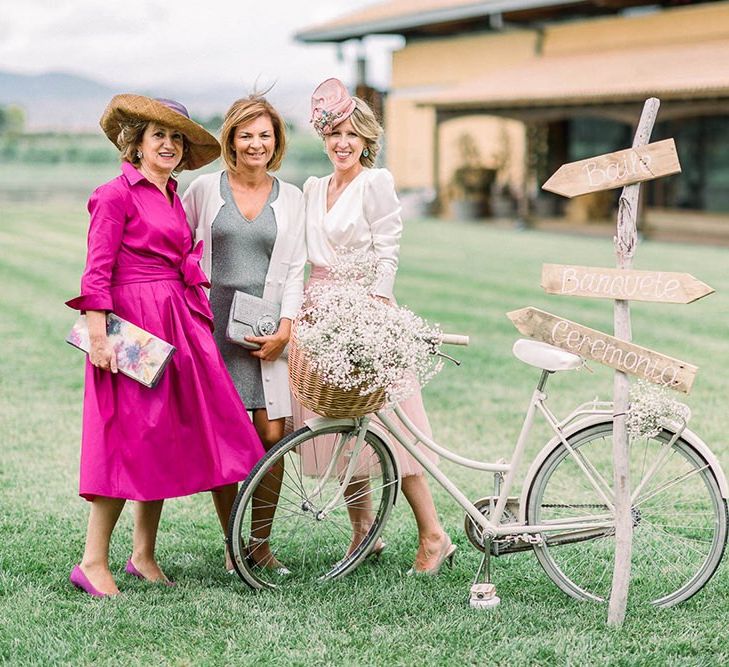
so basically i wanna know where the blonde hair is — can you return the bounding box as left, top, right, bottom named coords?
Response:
left=116, top=116, right=191, bottom=171
left=220, top=96, right=286, bottom=172
left=348, top=97, right=382, bottom=168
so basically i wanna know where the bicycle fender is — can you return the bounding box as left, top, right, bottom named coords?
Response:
left=680, top=426, right=729, bottom=498
left=518, top=415, right=729, bottom=524
left=302, top=416, right=403, bottom=504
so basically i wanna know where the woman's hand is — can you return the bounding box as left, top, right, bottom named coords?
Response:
left=86, top=310, right=118, bottom=373
left=247, top=318, right=292, bottom=362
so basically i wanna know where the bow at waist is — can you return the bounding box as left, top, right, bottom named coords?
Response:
left=111, top=241, right=213, bottom=329
left=181, top=240, right=211, bottom=290
left=179, top=241, right=213, bottom=328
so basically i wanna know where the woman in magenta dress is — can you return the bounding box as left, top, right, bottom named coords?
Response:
left=66, top=94, right=265, bottom=598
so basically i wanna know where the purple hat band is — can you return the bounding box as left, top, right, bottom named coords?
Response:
left=155, top=98, right=190, bottom=119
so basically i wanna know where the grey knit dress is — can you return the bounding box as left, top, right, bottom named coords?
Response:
left=210, top=173, right=279, bottom=410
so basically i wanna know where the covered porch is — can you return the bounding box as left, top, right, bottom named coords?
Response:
left=415, top=39, right=729, bottom=233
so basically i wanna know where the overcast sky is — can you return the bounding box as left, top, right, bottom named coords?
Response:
left=0, top=0, right=402, bottom=90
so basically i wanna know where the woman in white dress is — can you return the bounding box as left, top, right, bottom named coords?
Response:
left=293, top=78, right=454, bottom=574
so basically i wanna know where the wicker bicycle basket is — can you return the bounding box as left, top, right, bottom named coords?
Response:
left=288, top=325, right=386, bottom=418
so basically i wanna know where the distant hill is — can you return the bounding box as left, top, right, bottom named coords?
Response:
left=0, top=71, right=115, bottom=100
left=0, top=71, right=117, bottom=131
left=0, top=70, right=314, bottom=132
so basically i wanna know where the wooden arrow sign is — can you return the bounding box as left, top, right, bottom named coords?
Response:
left=507, top=306, right=697, bottom=393
left=542, top=139, right=681, bottom=198
left=541, top=264, right=714, bottom=304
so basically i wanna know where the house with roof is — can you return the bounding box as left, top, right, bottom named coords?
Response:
left=297, top=0, right=729, bottom=238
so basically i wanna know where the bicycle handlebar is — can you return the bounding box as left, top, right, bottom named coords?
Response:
left=440, top=333, right=469, bottom=346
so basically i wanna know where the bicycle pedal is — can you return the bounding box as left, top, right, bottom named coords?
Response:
left=469, top=583, right=500, bottom=610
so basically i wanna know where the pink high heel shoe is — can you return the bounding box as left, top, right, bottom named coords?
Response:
left=125, top=559, right=175, bottom=586
left=69, top=565, right=116, bottom=598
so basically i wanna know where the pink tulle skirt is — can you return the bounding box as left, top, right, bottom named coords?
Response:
left=290, top=268, right=439, bottom=477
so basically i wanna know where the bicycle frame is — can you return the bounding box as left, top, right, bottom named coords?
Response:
left=372, top=370, right=622, bottom=540
left=304, top=366, right=729, bottom=543
left=304, top=370, right=619, bottom=542
left=229, top=343, right=729, bottom=605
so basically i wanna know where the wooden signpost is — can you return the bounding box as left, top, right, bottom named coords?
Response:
left=541, top=264, right=714, bottom=304
left=509, top=98, right=714, bottom=626
left=542, top=138, right=681, bottom=198
left=507, top=307, right=697, bottom=393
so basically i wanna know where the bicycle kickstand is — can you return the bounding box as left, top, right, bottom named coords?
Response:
left=469, top=539, right=500, bottom=610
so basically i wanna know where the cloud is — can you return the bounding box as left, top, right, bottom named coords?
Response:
left=0, top=0, right=397, bottom=89
left=43, top=5, right=144, bottom=38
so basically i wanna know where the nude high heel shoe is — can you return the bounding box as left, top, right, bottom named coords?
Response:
left=346, top=537, right=387, bottom=560
left=246, top=536, right=291, bottom=576
left=406, top=535, right=457, bottom=576
left=369, top=539, right=387, bottom=560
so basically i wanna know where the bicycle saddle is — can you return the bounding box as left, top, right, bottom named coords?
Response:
left=512, top=339, right=583, bottom=372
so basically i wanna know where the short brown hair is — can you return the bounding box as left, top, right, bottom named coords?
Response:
left=348, top=97, right=382, bottom=168
left=115, top=116, right=191, bottom=171
left=220, top=96, right=286, bottom=172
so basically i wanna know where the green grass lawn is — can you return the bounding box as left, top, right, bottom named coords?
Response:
left=2, top=196, right=729, bottom=666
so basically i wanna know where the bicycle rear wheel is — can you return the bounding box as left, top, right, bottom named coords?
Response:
left=526, top=421, right=727, bottom=608
left=228, top=423, right=398, bottom=590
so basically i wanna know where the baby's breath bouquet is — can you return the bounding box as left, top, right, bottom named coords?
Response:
left=626, top=380, right=691, bottom=439
left=294, top=249, right=443, bottom=406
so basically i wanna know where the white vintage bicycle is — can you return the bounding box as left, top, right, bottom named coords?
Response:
left=227, top=336, right=728, bottom=608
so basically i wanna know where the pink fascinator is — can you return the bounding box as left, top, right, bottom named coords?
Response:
left=310, top=78, right=356, bottom=137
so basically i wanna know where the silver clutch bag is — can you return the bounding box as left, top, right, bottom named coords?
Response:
left=226, top=290, right=280, bottom=350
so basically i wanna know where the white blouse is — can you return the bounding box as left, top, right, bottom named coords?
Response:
left=303, top=168, right=402, bottom=299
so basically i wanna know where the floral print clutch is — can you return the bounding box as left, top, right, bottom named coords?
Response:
left=66, top=313, right=176, bottom=388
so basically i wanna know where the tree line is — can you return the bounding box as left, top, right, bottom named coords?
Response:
left=0, top=105, right=25, bottom=135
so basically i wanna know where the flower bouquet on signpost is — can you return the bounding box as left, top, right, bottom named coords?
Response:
left=626, top=380, right=690, bottom=439
left=289, top=251, right=444, bottom=418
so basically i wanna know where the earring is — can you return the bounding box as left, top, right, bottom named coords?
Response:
left=136, top=150, right=142, bottom=159
left=362, top=148, right=370, bottom=158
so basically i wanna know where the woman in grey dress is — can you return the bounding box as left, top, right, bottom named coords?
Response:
left=183, top=96, right=306, bottom=572
left=210, top=175, right=279, bottom=408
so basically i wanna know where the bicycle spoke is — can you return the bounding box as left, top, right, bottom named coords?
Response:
left=229, top=426, right=397, bottom=589
left=641, top=520, right=713, bottom=559
left=528, top=421, right=726, bottom=607
left=285, top=449, right=307, bottom=496
left=324, top=480, right=398, bottom=515
left=634, top=522, right=706, bottom=594
left=270, top=465, right=311, bottom=502
left=634, top=464, right=711, bottom=509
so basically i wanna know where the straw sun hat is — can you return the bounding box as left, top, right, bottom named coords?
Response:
left=100, top=94, right=220, bottom=170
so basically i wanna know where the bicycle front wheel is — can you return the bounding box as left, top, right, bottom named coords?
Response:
left=228, top=423, right=399, bottom=590
left=526, top=421, right=727, bottom=608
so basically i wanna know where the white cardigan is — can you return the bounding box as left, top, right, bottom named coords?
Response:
left=182, top=171, right=306, bottom=420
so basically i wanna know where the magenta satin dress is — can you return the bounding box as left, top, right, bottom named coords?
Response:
left=67, top=162, right=265, bottom=501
